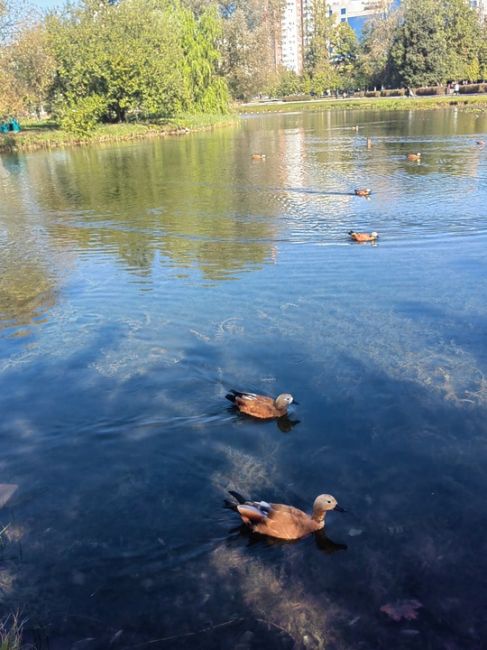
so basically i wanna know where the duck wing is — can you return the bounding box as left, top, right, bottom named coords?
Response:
left=237, top=499, right=273, bottom=524
left=253, top=504, right=317, bottom=540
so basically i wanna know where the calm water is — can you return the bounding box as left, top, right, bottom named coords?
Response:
left=0, top=109, right=486, bottom=650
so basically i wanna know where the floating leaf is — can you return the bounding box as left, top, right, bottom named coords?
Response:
left=380, top=599, right=423, bottom=622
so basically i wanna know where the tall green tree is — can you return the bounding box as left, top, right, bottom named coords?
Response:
left=46, top=0, right=228, bottom=131
left=304, top=0, right=337, bottom=93
left=331, top=22, right=359, bottom=89
left=443, top=0, right=483, bottom=81
left=358, top=5, right=402, bottom=88
left=390, top=0, right=449, bottom=87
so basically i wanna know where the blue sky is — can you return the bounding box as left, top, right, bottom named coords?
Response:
left=31, top=0, right=64, bottom=9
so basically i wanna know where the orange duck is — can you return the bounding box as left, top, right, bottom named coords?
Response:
left=354, top=188, right=371, bottom=197
left=226, top=490, right=345, bottom=540
left=251, top=153, right=266, bottom=161
left=348, top=230, right=378, bottom=242
left=225, top=390, right=296, bottom=419
left=407, top=152, right=421, bottom=161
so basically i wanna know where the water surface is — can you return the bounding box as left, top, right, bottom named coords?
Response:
left=1, top=109, right=486, bottom=649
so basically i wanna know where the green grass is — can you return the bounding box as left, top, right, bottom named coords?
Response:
left=0, top=113, right=239, bottom=154
left=240, top=94, right=487, bottom=114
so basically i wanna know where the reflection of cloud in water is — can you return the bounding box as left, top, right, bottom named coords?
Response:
left=211, top=443, right=279, bottom=497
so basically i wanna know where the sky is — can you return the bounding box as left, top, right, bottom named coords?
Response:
left=31, top=0, right=64, bottom=10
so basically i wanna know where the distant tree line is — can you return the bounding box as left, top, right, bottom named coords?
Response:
left=0, top=0, right=486, bottom=132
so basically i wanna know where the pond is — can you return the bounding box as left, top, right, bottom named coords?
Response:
left=0, top=109, right=486, bottom=649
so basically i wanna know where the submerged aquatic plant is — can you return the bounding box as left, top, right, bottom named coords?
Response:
left=0, top=613, right=26, bottom=650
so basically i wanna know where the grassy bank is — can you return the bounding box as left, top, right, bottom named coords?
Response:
left=240, top=94, right=487, bottom=114
left=0, top=113, right=238, bottom=154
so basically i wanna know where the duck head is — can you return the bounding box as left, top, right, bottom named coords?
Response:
left=371, top=231, right=379, bottom=239
left=312, top=494, right=344, bottom=523
left=274, top=393, right=295, bottom=410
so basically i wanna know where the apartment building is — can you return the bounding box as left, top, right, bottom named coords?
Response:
left=470, top=0, right=486, bottom=18
left=279, top=0, right=392, bottom=73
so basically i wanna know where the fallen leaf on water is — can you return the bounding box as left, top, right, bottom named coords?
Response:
left=380, top=599, right=423, bottom=621
left=0, top=484, right=18, bottom=509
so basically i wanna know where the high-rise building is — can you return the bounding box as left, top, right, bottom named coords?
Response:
left=469, top=0, right=486, bottom=18
left=278, top=1, right=393, bottom=74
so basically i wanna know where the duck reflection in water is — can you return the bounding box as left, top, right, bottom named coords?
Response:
left=226, top=523, right=347, bottom=554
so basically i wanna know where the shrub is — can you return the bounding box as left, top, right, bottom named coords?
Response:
left=458, top=83, right=487, bottom=94
left=365, top=91, right=380, bottom=97
left=282, top=94, right=312, bottom=102
left=380, top=89, right=406, bottom=97
left=415, top=86, right=445, bottom=96
left=58, top=94, right=108, bottom=135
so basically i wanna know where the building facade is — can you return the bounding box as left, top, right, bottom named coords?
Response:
left=469, top=0, right=486, bottom=18
left=278, top=0, right=392, bottom=74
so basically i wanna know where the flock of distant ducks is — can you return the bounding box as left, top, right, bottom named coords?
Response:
left=250, top=135, right=485, bottom=246
left=232, top=131, right=486, bottom=539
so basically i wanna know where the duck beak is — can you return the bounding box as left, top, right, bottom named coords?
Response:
left=292, top=399, right=299, bottom=405
left=334, top=504, right=346, bottom=513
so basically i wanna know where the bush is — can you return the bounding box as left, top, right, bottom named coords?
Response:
left=282, top=94, right=312, bottom=102
left=458, top=83, right=487, bottom=94
left=58, top=94, right=108, bottom=135
left=365, top=91, right=380, bottom=97
left=380, top=89, right=406, bottom=97
left=415, top=86, right=445, bottom=96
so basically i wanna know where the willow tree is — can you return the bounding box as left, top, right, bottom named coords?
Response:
left=46, top=0, right=228, bottom=132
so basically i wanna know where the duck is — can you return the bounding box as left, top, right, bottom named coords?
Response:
left=251, top=153, right=266, bottom=161
left=225, top=390, right=296, bottom=419
left=348, top=230, right=379, bottom=242
left=226, top=490, right=345, bottom=540
left=367, top=137, right=372, bottom=149
left=476, top=140, right=485, bottom=146
left=407, top=152, right=421, bottom=161
left=354, top=188, right=371, bottom=197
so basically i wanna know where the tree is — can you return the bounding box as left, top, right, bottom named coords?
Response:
left=390, top=0, right=449, bottom=87
left=8, top=23, right=55, bottom=116
left=304, top=0, right=337, bottom=94
left=46, top=0, right=229, bottom=131
left=443, top=0, right=483, bottom=81
left=358, top=5, right=402, bottom=88
left=331, top=22, right=359, bottom=89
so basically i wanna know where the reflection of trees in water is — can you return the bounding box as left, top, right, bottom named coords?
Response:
left=29, top=131, right=282, bottom=280
left=0, top=158, right=60, bottom=332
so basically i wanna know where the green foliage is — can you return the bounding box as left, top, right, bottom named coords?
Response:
left=46, top=0, right=228, bottom=130
left=389, top=0, right=485, bottom=87
left=57, top=93, right=108, bottom=135
left=390, top=0, right=449, bottom=87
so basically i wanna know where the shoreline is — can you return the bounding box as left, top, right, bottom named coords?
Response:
left=0, top=114, right=238, bottom=155
left=239, top=94, right=487, bottom=114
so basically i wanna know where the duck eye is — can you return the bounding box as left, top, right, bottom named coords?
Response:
left=327, top=500, right=331, bottom=504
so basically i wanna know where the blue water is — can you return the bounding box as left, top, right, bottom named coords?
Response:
left=0, top=109, right=486, bottom=649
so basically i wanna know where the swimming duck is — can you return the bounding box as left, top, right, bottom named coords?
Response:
left=225, top=390, right=295, bottom=419
left=367, top=138, right=372, bottom=149
left=251, top=153, right=266, bottom=161
left=407, top=152, right=421, bottom=161
left=348, top=230, right=379, bottom=242
left=226, top=490, right=344, bottom=540
left=476, top=140, right=485, bottom=146
left=354, top=188, right=371, bottom=197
